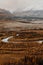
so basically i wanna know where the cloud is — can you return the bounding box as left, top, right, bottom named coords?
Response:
left=0, top=0, right=43, bottom=12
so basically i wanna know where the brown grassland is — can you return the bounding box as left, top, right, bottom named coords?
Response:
left=0, top=21, right=43, bottom=65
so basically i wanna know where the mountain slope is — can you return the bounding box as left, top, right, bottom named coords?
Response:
left=13, top=10, right=43, bottom=18
left=0, top=8, right=13, bottom=20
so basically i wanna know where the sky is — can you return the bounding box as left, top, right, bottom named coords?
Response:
left=0, top=0, right=43, bottom=12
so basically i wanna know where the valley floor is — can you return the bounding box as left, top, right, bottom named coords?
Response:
left=0, top=21, right=43, bottom=65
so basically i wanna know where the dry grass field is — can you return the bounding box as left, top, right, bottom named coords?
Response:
left=0, top=21, right=43, bottom=65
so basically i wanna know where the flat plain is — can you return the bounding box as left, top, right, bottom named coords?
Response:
left=0, top=21, right=43, bottom=65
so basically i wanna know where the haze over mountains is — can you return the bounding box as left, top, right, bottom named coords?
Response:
left=0, top=8, right=43, bottom=20
left=13, top=10, right=43, bottom=18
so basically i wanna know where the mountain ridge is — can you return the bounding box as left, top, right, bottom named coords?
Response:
left=13, top=10, right=43, bottom=18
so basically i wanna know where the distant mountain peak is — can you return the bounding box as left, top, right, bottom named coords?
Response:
left=13, top=10, right=43, bottom=18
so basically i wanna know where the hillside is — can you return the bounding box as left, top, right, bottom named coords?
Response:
left=13, top=10, right=43, bottom=18
left=0, top=8, right=13, bottom=20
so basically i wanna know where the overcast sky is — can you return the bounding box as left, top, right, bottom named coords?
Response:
left=0, top=0, right=43, bottom=12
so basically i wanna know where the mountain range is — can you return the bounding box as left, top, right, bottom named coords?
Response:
left=13, top=10, right=43, bottom=18
left=0, top=8, right=43, bottom=20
